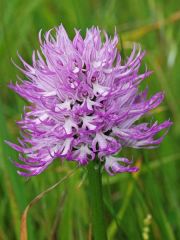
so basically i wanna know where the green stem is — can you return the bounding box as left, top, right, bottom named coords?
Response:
left=87, top=160, right=107, bottom=240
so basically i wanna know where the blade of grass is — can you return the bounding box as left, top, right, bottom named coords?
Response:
left=20, top=167, right=77, bottom=240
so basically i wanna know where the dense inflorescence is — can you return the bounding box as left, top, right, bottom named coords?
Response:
left=6, top=25, right=172, bottom=176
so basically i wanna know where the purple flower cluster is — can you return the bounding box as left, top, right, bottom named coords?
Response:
left=7, top=25, right=172, bottom=176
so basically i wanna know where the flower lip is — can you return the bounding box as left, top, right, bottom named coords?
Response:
left=104, top=156, right=139, bottom=176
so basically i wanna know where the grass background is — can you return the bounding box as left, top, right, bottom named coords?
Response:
left=0, top=0, right=180, bottom=239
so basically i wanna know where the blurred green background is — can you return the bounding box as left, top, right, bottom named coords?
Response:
left=0, top=0, right=180, bottom=239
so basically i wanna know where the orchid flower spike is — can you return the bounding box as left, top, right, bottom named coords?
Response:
left=6, top=24, right=172, bottom=176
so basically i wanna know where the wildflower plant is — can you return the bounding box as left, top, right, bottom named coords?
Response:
left=7, top=25, right=171, bottom=177
left=7, top=24, right=172, bottom=240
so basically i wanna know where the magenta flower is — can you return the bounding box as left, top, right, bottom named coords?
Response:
left=6, top=25, right=172, bottom=177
